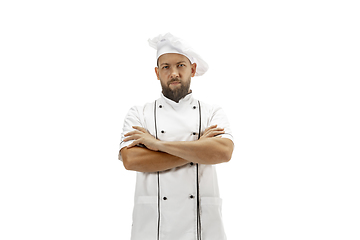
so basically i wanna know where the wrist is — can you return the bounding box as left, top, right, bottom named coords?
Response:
left=155, top=140, right=167, bottom=152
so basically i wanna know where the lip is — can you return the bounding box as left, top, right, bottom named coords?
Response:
left=169, top=81, right=181, bottom=85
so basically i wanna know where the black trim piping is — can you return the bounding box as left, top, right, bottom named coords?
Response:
left=153, top=99, right=203, bottom=240
left=154, top=100, right=158, bottom=140
left=155, top=100, right=160, bottom=240
left=157, top=171, right=160, bottom=240
left=196, top=100, right=202, bottom=240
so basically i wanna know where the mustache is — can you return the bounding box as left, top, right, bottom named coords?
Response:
left=169, top=78, right=181, bottom=84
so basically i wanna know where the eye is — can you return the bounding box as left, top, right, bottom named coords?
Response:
left=178, top=64, right=185, bottom=67
left=162, top=66, right=169, bottom=69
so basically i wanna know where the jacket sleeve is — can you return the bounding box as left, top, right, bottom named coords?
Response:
left=118, top=106, right=144, bottom=161
left=208, top=105, right=234, bottom=144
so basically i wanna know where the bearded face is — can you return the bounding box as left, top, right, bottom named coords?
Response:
left=155, top=53, right=196, bottom=103
left=160, top=77, right=191, bottom=103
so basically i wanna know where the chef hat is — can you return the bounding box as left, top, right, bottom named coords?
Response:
left=148, top=33, right=209, bottom=76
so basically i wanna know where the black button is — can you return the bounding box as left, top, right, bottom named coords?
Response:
left=190, top=162, right=194, bottom=166
left=193, top=106, right=197, bottom=109
left=190, top=195, right=194, bottom=199
left=159, top=105, right=162, bottom=108
left=163, top=197, right=167, bottom=200
left=161, top=130, right=165, bottom=133
left=192, top=132, right=196, bottom=135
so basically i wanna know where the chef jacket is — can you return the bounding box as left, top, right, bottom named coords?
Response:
left=119, top=92, right=234, bottom=240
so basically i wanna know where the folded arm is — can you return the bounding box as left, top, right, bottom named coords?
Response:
left=120, top=147, right=188, bottom=172
left=157, top=137, right=233, bottom=165
left=120, top=125, right=234, bottom=172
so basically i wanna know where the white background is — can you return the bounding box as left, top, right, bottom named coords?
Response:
left=1, top=0, right=359, bottom=239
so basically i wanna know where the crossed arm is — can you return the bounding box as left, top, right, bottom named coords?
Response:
left=119, top=125, right=234, bottom=172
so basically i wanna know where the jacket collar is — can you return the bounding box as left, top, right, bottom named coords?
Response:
left=160, top=91, right=194, bottom=110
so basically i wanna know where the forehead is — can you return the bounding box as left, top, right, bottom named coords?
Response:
left=158, top=53, right=191, bottom=65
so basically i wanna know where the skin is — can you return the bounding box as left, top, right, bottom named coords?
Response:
left=119, top=53, right=234, bottom=172
left=155, top=53, right=196, bottom=103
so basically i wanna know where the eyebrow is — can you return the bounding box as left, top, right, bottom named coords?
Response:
left=160, top=61, right=187, bottom=67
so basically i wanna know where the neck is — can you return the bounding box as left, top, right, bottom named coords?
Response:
left=162, top=89, right=192, bottom=103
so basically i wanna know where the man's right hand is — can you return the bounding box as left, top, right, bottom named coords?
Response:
left=199, top=125, right=225, bottom=140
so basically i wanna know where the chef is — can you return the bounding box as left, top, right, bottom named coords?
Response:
left=118, top=33, right=234, bottom=240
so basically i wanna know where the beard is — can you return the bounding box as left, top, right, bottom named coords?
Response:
left=161, top=78, right=191, bottom=103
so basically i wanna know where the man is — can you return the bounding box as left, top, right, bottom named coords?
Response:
left=118, top=33, right=234, bottom=240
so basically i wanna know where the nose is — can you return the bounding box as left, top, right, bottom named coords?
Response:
left=170, top=68, right=179, bottom=79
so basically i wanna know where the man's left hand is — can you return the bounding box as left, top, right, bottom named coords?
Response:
left=124, top=126, right=160, bottom=151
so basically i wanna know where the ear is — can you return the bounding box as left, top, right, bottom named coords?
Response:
left=155, top=67, right=160, bottom=80
left=191, top=63, right=197, bottom=77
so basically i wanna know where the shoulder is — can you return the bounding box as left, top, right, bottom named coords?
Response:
left=197, top=99, right=232, bottom=128
left=125, top=100, right=158, bottom=118
left=198, top=100, right=225, bottom=116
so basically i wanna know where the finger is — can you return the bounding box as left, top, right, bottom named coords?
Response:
left=206, top=130, right=225, bottom=138
left=212, top=132, right=225, bottom=137
left=123, top=134, right=141, bottom=142
left=205, top=125, right=217, bottom=131
left=127, top=140, right=140, bottom=148
left=127, top=142, right=136, bottom=148
left=124, top=130, right=141, bottom=137
left=132, top=126, right=146, bottom=132
left=202, top=125, right=217, bottom=135
left=123, top=136, right=133, bottom=142
left=201, top=131, right=225, bottom=140
left=204, top=128, right=224, bottom=135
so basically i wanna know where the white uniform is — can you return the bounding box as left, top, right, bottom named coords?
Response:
left=119, top=93, right=234, bottom=240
